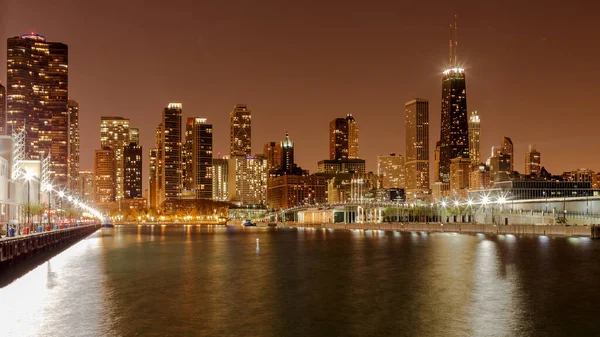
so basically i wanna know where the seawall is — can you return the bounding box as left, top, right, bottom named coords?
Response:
left=279, top=222, right=596, bottom=237
left=0, top=225, right=100, bottom=268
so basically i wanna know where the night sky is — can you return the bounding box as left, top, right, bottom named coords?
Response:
left=1, top=0, right=599, bottom=191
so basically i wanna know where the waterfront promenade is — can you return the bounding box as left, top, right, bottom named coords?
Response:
left=279, top=222, right=598, bottom=237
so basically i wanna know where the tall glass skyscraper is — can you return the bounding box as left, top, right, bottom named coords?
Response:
left=7, top=33, right=69, bottom=187
left=230, top=104, right=251, bottom=156
left=161, top=103, right=183, bottom=201
left=439, top=19, right=469, bottom=183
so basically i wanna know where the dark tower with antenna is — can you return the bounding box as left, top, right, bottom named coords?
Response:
left=438, top=15, right=469, bottom=184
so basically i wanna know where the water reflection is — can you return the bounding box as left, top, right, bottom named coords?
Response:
left=1, top=227, right=599, bottom=337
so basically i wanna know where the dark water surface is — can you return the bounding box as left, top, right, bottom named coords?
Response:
left=1, top=225, right=599, bottom=337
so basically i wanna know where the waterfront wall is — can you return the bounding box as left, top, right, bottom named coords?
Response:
left=0, top=225, right=100, bottom=267
left=279, top=222, right=594, bottom=237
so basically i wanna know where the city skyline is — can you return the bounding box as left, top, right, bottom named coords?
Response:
left=1, top=1, right=600, bottom=189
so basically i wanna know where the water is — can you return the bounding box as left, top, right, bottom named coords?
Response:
left=1, top=225, right=599, bottom=337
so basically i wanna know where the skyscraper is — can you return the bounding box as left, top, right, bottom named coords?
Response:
left=68, top=100, right=80, bottom=194
left=94, top=147, right=115, bottom=203
left=154, top=124, right=164, bottom=206
left=148, top=148, right=158, bottom=209
left=230, top=104, right=251, bottom=156
left=78, top=169, right=94, bottom=204
left=525, top=145, right=541, bottom=175
left=405, top=99, right=430, bottom=200
left=329, top=114, right=359, bottom=160
left=228, top=155, right=268, bottom=206
left=377, top=153, right=405, bottom=189
left=124, top=142, right=142, bottom=199
left=439, top=19, right=469, bottom=183
left=501, top=136, right=514, bottom=172
left=183, top=117, right=213, bottom=199
left=0, top=83, right=5, bottom=135
left=212, top=157, right=229, bottom=202
left=7, top=33, right=69, bottom=187
left=468, top=110, right=481, bottom=166
left=161, top=103, right=182, bottom=201
left=264, top=141, right=282, bottom=171
left=280, top=132, right=294, bottom=173
left=100, top=117, right=130, bottom=200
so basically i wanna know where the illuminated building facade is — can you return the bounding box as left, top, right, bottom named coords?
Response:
left=450, top=157, right=471, bottom=197
left=405, top=98, right=430, bottom=200
left=377, top=153, right=405, bottom=189
left=212, top=157, right=229, bottom=202
left=148, top=149, right=158, bottom=209
left=100, top=116, right=130, bottom=200
left=317, top=159, right=365, bottom=174
left=68, top=100, right=79, bottom=193
left=7, top=33, right=69, bottom=188
left=329, top=114, right=359, bottom=161
left=124, top=142, right=142, bottom=199
left=468, top=110, right=481, bottom=166
left=161, top=103, right=183, bottom=202
left=230, top=104, right=251, bottom=156
left=183, top=117, right=213, bottom=199
left=78, top=169, right=94, bottom=204
left=267, top=175, right=326, bottom=210
left=439, top=20, right=469, bottom=183
left=264, top=141, right=281, bottom=171
left=525, top=144, right=541, bottom=175
left=94, top=147, right=115, bottom=203
left=228, top=155, right=268, bottom=206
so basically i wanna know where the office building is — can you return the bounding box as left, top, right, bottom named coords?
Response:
left=230, top=104, right=251, bottom=156
left=468, top=111, right=481, bottom=166
left=78, top=169, right=94, bottom=204
left=450, top=157, right=471, bottom=197
left=148, top=149, right=158, bottom=209
left=94, top=147, right=115, bottom=203
left=439, top=20, right=469, bottom=183
left=317, top=159, right=366, bottom=175
left=405, top=98, right=430, bottom=200
left=267, top=175, right=326, bottom=210
left=264, top=141, right=281, bottom=171
left=525, top=145, right=541, bottom=175
left=469, top=164, right=491, bottom=191
left=7, top=33, right=69, bottom=188
left=329, top=114, right=359, bottom=160
left=377, top=153, right=405, bottom=189
left=100, top=116, right=130, bottom=199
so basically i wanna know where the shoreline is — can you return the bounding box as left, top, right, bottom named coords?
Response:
left=278, top=222, right=598, bottom=237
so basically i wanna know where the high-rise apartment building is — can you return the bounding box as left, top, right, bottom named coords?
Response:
left=0, top=83, right=5, bottom=135
left=525, top=144, right=541, bottom=175
left=161, top=103, right=182, bottom=201
left=501, top=137, right=514, bottom=172
left=212, top=157, right=229, bottom=202
left=264, top=141, right=281, bottom=171
left=377, top=153, right=405, bottom=189
left=267, top=175, right=327, bottom=210
left=468, top=110, right=481, bottom=166
left=124, top=142, right=142, bottom=199
left=228, top=155, right=268, bottom=206
left=100, top=117, right=130, bottom=200
left=183, top=117, right=213, bottom=199
left=405, top=99, right=430, bottom=200
left=329, top=114, right=359, bottom=160
left=94, top=147, right=115, bottom=203
left=230, top=104, right=251, bottom=156
left=489, top=137, right=513, bottom=183
left=439, top=20, right=469, bottom=183
left=7, top=33, right=69, bottom=188
left=154, top=124, right=164, bottom=206
left=68, top=100, right=80, bottom=193
left=78, top=169, right=94, bottom=204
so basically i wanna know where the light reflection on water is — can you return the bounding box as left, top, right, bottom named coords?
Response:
left=1, top=226, right=599, bottom=337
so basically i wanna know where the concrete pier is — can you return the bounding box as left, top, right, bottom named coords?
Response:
left=280, top=222, right=594, bottom=237
left=0, top=225, right=100, bottom=268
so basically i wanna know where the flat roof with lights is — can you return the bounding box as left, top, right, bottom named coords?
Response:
left=442, top=68, right=465, bottom=75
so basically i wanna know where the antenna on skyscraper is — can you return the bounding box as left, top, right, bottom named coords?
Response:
left=453, top=14, right=458, bottom=66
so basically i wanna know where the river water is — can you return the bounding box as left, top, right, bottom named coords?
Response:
left=0, top=225, right=599, bottom=337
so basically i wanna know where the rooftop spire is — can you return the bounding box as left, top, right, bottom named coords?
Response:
left=449, top=14, right=458, bottom=67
